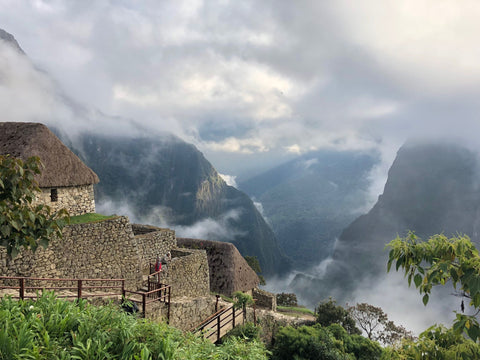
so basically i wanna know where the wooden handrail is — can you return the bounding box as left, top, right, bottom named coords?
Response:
left=0, top=276, right=125, bottom=281
left=190, top=305, right=232, bottom=332
left=191, top=304, right=245, bottom=343
left=0, top=276, right=171, bottom=322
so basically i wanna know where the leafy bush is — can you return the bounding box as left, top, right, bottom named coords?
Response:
left=271, top=324, right=347, bottom=360
left=276, top=293, right=298, bottom=307
left=271, top=323, right=383, bottom=360
left=0, top=292, right=268, bottom=360
left=383, top=324, right=480, bottom=359
left=316, top=298, right=361, bottom=335
left=222, top=322, right=261, bottom=342
left=233, top=291, right=254, bottom=310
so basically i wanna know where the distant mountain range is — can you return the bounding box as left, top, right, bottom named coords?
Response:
left=59, top=132, right=290, bottom=277
left=0, top=28, right=289, bottom=277
left=290, top=141, right=480, bottom=303
left=240, top=150, right=379, bottom=268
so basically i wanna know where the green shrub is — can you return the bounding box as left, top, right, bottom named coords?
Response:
left=271, top=324, right=347, bottom=360
left=0, top=292, right=268, bottom=360
left=316, top=298, right=361, bottom=335
left=276, top=293, right=298, bottom=307
left=383, top=324, right=480, bottom=359
left=223, top=322, right=261, bottom=342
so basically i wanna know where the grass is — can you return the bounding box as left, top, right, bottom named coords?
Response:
left=0, top=292, right=269, bottom=359
left=69, top=213, right=117, bottom=224
left=277, top=305, right=315, bottom=316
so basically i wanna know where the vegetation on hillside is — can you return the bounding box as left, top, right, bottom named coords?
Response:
left=244, top=255, right=266, bottom=285
left=69, top=133, right=289, bottom=276
left=0, top=293, right=268, bottom=360
left=0, top=155, right=68, bottom=258
left=239, top=150, right=378, bottom=267
left=69, top=213, right=117, bottom=224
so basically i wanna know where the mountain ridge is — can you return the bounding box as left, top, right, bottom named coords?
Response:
left=60, top=131, right=290, bottom=276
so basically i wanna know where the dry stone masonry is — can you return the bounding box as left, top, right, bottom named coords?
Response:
left=0, top=215, right=267, bottom=330
left=177, top=237, right=260, bottom=296
left=0, top=216, right=142, bottom=289
left=132, top=224, right=176, bottom=272
left=158, top=249, right=210, bottom=298
left=34, top=185, right=96, bottom=216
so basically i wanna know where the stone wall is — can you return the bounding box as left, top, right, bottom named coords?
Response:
left=168, top=296, right=217, bottom=331
left=253, top=288, right=277, bottom=311
left=158, top=249, right=210, bottom=298
left=35, top=184, right=95, bottom=216
left=0, top=216, right=142, bottom=289
left=132, top=224, right=176, bottom=273
left=177, top=238, right=259, bottom=296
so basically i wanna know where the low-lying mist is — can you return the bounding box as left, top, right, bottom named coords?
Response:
left=97, top=199, right=246, bottom=244
left=264, top=255, right=461, bottom=336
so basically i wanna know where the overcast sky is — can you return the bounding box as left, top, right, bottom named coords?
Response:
left=1, top=0, right=480, bottom=179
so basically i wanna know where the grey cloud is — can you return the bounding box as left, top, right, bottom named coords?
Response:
left=3, top=1, right=480, bottom=178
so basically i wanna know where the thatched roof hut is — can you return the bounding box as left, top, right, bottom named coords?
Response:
left=0, top=122, right=99, bottom=187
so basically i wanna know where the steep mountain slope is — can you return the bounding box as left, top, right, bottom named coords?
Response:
left=240, top=150, right=378, bottom=268
left=65, top=132, right=289, bottom=276
left=291, top=141, right=480, bottom=301
left=0, top=28, right=288, bottom=277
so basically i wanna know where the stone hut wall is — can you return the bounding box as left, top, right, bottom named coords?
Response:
left=145, top=296, right=216, bottom=331
left=177, top=238, right=259, bottom=296
left=132, top=224, right=176, bottom=273
left=0, top=216, right=142, bottom=289
left=35, top=184, right=95, bottom=216
left=158, top=249, right=210, bottom=299
left=253, top=288, right=277, bottom=311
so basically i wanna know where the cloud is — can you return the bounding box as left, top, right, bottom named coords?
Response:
left=174, top=208, right=246, bottom=241
left=4, top=0, right=480, bottom=180
left=333, top=0, right=480, bottom=93
left=218, top=173, right=237, bottom=187
left=351, top=272, right=459, bottom=336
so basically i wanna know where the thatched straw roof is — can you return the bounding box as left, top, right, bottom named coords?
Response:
left=0, top=122, right=99, bottom=187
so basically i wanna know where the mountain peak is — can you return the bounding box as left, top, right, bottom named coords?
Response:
left=0, top=29, right=25, bottom=54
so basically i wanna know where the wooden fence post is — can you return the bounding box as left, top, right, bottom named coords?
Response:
left=142, top=293, right=147, bottom=318
left=167, top=286, right=171, bottom=324
left=232, top=306, right=236, bottom=328
left=217, top=314, right=221, bottom=343
left=77, top=279, right=82, bottom=299
left=121, top=280, right=125, bottom=299
left=19, top=278, right=24, bottom=300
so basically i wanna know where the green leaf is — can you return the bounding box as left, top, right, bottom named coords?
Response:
left=414, top=274, right=422, bottom=288
left=422, top=294, right=429, bottom=306
left=467, top=324, right=480, bottom=342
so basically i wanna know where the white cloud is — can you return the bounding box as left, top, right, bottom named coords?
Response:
left=333, top=0, right=480, bottom=93
left=204, top=136, right=269, bottom=154
left=219, top=173, right=237, bottom=187
left=174, top=209, right=245, bottom=241
left=2, top=1, right=480, bottom=180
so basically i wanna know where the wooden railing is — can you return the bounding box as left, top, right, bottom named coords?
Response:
left=124, top=284, right=171, bottom=322
left=191, top=305, right=245, bottom=343
left=0, top=276, right=125, bottom=300
left=0, top=276, right=171, bottom=322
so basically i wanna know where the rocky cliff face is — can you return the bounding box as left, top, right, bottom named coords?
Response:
left=291, top=141, right=480, bottom=302
left=240, top=150, right=378, bottom=268
left=66, top=132, right=289, bottom=276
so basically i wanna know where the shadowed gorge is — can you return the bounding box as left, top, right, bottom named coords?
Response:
left=290, top=141, right=480, bottom=303
left=63, top=132, right=290, bottom=276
